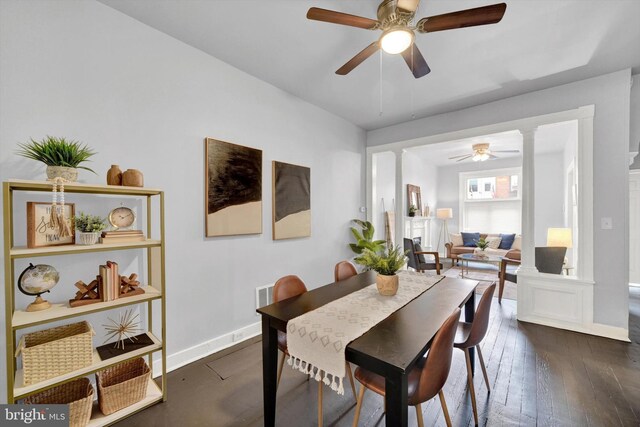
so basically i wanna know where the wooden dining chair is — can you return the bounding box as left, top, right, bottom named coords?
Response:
left=274, top=275, right=308, bottom=390
left=352, top=308, right=461, bottom=427
left=453, top=283, right=496, bottom=426
left=334, top=260, right=358, bottom=282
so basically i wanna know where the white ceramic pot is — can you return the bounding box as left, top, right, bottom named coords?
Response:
left=376, top=273, right=399, bottom=296
left=77, top=232, right=100, bottom=245
left=46, top=166, right=78, bottom=182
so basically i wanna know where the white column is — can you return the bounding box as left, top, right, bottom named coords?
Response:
left=517, top=127, right=539, bottom=274
left=576, top=108, right=594, bottom=282
left=394, top=150, right=405, bottom=246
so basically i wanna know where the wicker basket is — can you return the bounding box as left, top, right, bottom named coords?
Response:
left=17, top=321, right=95, bottom=385
left=96, top=358, right=150, bottom=415
left=24, top=377, right=94, bottom=427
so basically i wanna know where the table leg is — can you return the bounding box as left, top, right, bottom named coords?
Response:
left=385, top=372, right=408, bottom=426
left=262, top=317, right=278, bottom=427
left=465, top=291, right=476, bottom=377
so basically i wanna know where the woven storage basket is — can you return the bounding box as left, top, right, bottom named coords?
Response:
left=24, top=377, right=94, bottom=427
left=17, top=321, right=94, bottom=385
left=96, top=357, right=150, bottom=415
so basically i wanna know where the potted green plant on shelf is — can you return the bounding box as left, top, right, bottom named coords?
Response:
left=354, top=245, right=407, bottom=296
left=476, top=237, right=489, bottom=258
left=349, top=219, right=386, bottom=255
left=408, top=205, right=418, bottom=217
left=73, top=212, right=106, bottom=245
left=16, top=136, right=97, bottom=182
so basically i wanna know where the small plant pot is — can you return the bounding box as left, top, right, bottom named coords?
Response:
left=46, top=166, right=78, bottom=182
left=408, top=212, right=416, bottom=217
left=77, top=232, right=100, bottom=245
left=376, top=273, right=399, bottom=296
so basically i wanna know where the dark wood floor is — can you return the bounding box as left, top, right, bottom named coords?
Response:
left=117, top=288, right=640, bottom=427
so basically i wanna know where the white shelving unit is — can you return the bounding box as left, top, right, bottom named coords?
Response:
left=3, top=179, right=167, bottom=425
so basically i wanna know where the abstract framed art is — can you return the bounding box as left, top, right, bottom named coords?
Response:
left=205, top=138, right=262, bottom=237
left=272, top=161, right=310, bottom=240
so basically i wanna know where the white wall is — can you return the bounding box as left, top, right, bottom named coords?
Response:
left=436, top=157, right=522, bottom=234
left=368, top=69, right=632, bottom=331
left=631, top=74, right=640, bottom=169
left=0, top=0, right=366, bottom=403
left=371, top=152, right=395, bottom=241
left=534, top=151, right=565, bottom=246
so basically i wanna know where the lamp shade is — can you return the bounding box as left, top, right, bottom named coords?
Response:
left=436, top=208, right=453, bottom=220
left=547, top=228, right=572, bottom=248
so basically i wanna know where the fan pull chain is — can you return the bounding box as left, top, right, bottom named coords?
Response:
left=379, top=50, right=383, bottom=117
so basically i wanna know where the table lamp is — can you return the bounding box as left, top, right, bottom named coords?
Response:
left=547, top=227, right=572, bottom=266
left=436, top=208, right=453, bottom=255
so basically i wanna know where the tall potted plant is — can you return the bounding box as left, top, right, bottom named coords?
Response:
left=16, top=136, right=97, bottom=182
left=354, top=245, right=407, bottom=296
left=349, top=219, right=386, bottom=255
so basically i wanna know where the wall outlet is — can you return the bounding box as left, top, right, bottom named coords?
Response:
left=232, top=332, right=244, bottom=342
left=601, top=217, right=613, bottom=229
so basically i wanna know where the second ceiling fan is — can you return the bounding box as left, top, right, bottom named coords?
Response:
left=307, top=0, right=507, bottom=78
left=449, top=143, right=519, bottom=162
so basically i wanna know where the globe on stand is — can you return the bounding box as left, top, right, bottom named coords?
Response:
left=17, top=263, right=60, bottom=312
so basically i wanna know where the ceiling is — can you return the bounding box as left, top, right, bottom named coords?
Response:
left=407, top=119, right=576, bottom=166
left=99, top=0, right=640, bottom=131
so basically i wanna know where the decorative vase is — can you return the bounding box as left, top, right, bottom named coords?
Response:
left=376, top=273, right=399, bottom=296
left=122, top=169, right=143, bottom=187
left=46, top=166, right=78, bottom=182
left=106, top=165, right=122, bottom=186
left=77, top=232, right=100, bottom=245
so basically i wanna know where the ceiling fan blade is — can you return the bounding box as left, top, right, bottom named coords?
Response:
left=488, top=154, right=499, bottom=160
left=397, top=0, right=421, bottom=13
left=307, top=7, right=379, bottom=30
left=492, top=150, right=520, bottom=153
left=400, top=43, right=431, bottom=78
left=456, top=155, right=472, bottom=162
left=336, top=42, right=380, bottom=75
left=449, top=154, right=470, bottom=159
left=416, top=3, right=507, bottom=33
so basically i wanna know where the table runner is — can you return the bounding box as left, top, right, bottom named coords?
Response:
left=286, top=270, right=444, bottom=395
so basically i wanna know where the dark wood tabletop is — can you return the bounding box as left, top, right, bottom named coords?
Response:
left=257, top=270, right=478, bottom=426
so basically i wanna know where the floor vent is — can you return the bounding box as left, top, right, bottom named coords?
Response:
left=256, top=283, right=275, bottom=313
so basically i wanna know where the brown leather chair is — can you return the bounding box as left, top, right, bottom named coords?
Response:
left=498, top=247, right=567, bottom=303
left=274, top=275, right=308, bottom=390
left=334, top=260, right=358, bottom=282
left=352, top=308, right=461, bottom=427
left=454, top=283, right=496, bottom=426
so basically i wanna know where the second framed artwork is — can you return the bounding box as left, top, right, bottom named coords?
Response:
left=272, top=161, right=311, bottom=240
left=205, top=138, right=263, bottom=237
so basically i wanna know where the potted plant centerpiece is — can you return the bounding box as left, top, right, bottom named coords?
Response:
left=354, top=245, right=407, bottom=296
left=16, top=136, right=97, bottom=182
left=476, top=237, right=489, bottom=258
left=74, top=213, right=106, bottom=245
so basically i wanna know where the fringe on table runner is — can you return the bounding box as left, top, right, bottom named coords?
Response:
left=287, top=355, right=344, bottom=395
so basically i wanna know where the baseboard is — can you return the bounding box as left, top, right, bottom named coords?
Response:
left=152, top=321, right=261, bottom=376
left=518, top=315, right=630, bottom=342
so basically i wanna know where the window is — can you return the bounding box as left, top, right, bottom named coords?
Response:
left=459, top=167, right=522, bottom=234
left=465, top=174, right=520, bottom=201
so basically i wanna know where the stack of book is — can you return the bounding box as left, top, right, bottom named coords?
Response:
left=100, top=261, right=120, bottom=301
left=101, top=229, right=145, bottom=244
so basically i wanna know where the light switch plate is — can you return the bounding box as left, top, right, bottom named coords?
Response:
left=601, top=217, right=613, bottom=229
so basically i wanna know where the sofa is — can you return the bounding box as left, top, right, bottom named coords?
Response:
left=445, top=233, right=521, bottom=263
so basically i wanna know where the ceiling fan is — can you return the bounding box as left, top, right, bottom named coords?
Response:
left=449, top=143, right=519, bottom=162
left=306, top=0, right=507, bottom=78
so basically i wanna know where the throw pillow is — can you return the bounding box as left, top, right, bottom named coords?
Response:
left=486, top=237, right=502, bottom=249
left=511, top=235, right=522, bottom=251
left=450, top=233, right=463, bottom=247
left=461, top=232, right=480, bottom=247
left=499, top=233, right=516, bottom=250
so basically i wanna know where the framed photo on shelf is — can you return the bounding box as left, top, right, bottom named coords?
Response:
left=26, top=202, right=75, bottom=248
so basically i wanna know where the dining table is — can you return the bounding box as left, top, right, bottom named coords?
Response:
left=256, top=270, right=479, bottom=426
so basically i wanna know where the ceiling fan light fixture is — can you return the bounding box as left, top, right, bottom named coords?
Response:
left=472, top=153, right=490, bottom=162
left=379, top=27, right=414, bottom=54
